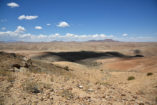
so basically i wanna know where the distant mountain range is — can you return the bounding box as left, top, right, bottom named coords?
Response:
left=88, top=39, right=119, bottom=42
left=0, top=39, right=120, bottom=43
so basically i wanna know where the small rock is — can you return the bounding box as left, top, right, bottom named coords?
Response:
left=88, top=88, right=94, bottom=92
left=23, top=57, right=29, bottom=61
left=77, top=85, right=83, bottom=89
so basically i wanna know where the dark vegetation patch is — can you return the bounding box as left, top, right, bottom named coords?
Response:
left=22, top=81, right=41, bottom=94
left=128, top=76, right=135, bottom=80
left=22, top=80, right=51, bottom=94
left=60, top=89, right=74, bottom=100
left=133, top=49, right=144, bottom=57
left=147, top=72, right=153, bottom=76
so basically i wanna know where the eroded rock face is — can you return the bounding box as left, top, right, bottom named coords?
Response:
left=11, top=58, right=33, bottom=72
left=12, top=64, right=21, bottom=69
left=0, top=52, right=33, bottom=72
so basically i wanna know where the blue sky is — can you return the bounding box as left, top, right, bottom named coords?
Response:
left=0, top=0, right=157, bottom=42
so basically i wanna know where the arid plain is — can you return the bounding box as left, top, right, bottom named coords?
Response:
left=0, top=42, right=157, bottom=105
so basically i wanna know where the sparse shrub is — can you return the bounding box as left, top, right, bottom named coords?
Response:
left=95, top=81, right=110, bottom=86
left=137, top=90, right=145, bottom=95
left=133, top=49, right=144, bottom=57
left=147, top=72, right=153, bottom=76
left=100, top=82, right=110, bottom=86
left=30, top=69, right=42, bottom=74
left=128, top=76, right=135, bottom=80
left=23, top=81, right=40, bottom=94
left=7, top=74, right=16, bottom=82
left=155, top=97, right=157, bottom=104
left=0, top=70, right=10, bottom=76
left=42, top=83, right=51, bottom=89
left=64, top=66, right=69, bottom=71
left=134, top=49, right=141, bottom=55
left=100, top=69, right=103, bottom=72
left=60, top=89, right=74, bottom=100
left=0, top=70, right=15, bottom=82
left=50, top=76, right=54, bottom=82
left=22, top=80, right=51, bottom=94
left=0, top=96, right=4, bottom=105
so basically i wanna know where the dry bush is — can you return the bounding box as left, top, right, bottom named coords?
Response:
left=6, top=75, right=16, bottom=82
left=128, top=76, right=135, bottom=80
left=60, top=89, right=74, bottom=100
left=0, top=70, right=10, bottom=77
left=134, top=49, right=141, bottom=55
left=22, top=80, right=40, bottom=94
left=50, top=76, right=54, bottom=82
left=0, top=96, right=4, bottom=105
left=22, top=80, right=51, bottom=94
left=95, top=81, right=110, bottom=86
left=30, top=69, right=42, bottom=74
left=64, top=66, right=69, bottom=71
left=0, top=70, right=16, bottom=82
left=147, top=72, right=153, bottom=76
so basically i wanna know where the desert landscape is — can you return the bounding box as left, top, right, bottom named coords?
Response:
left=0, top=41, right=157, bottom=105
left=1, top=0, right=157, bottom=104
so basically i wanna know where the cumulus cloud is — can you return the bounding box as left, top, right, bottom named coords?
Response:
left=7, top=2, right=19, bottom=8
left=18, top=15, right=38, bottom=20
left=1, top=28, right=155, bottom=42
left=46, top=24, right=51, bottom=26
left=57, top=21, right=70, bottom=28
left=35, top=26, right=42, bottom=30
left=0, top=28, right=115, bottom=42
left=122, top=33, right=128, bottom=37
left=15, top=26, right=25, bottom=33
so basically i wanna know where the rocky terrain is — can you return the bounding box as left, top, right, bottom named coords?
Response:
left=0, top=42, right=157, bottom=105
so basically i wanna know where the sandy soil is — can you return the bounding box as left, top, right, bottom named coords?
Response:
left=0, top=42, right=157, bottom=105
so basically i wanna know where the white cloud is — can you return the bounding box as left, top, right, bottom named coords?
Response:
left=15, top=26, right=25, bottom=33
left=0, top=28, right=156, bottom=42
left=0, top=28, right=114, bottom=42
left=7, top=2, right=19, bottom=8
left=46, top=24, right=51, bottom=26
left=35, top=26, right=42, bottom=30
left=1, top=27, right=6, bottom=30
left=57, top=21, right=70, bottom=28
left=18, top=15, right=38, bottom=20
left=122, top=33, right=128, bottom=37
